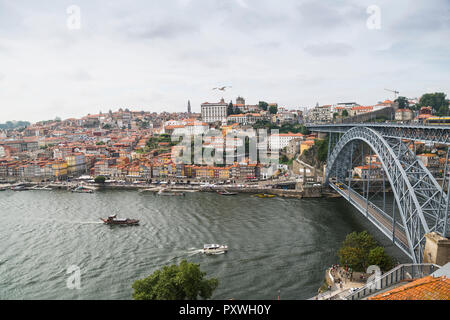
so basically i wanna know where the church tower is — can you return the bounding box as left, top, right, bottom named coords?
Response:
left=187, top=100, right=191, bottom=114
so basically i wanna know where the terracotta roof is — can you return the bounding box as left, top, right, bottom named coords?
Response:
left=369, top=276, right=450, bottom=300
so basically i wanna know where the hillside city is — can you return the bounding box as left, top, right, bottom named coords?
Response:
left=0, top=94, right=449, bottom=186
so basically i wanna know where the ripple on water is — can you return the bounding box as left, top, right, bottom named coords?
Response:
left=0, top=190, right=410, bottom=300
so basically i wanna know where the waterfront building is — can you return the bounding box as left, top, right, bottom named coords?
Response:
left=65, top=152, right=87, bottom=176
left=52, top=159, right=68, bottom=180
left=231, top=163, right=260, bottom=180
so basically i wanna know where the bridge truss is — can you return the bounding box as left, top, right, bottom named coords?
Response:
left=325, top=127, right=449, bottom=263
left=308, top=123, right=450, bottom=145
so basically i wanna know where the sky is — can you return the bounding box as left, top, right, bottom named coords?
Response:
left=0, top=0, right=449, bottom=123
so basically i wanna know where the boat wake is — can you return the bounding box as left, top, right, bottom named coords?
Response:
left=186, top=249, right=203, bottom=256
left=28, top=218, right=103, bottom=225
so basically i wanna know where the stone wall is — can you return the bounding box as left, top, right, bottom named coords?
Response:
left=423, top=232, right=450, bottom=266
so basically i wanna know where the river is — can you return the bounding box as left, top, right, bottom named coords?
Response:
left=0, top=190, right=409, bottom=300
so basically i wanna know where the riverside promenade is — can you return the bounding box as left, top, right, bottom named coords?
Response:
left=1, top=180, right=341, bottom=199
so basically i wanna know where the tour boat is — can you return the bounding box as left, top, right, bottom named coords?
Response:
left=0, top=187, right=6, bottom=191
left=202, top=244, right=228, bottom=255
left=100, top=214, right=139, bottom=226
left=72, top=186, right=94, bottom=193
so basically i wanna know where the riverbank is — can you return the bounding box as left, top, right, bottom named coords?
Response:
left=0, top=181, right=342, bottom=199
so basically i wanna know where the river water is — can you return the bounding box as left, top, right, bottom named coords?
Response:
left=0, top=190, right=408, bottom=300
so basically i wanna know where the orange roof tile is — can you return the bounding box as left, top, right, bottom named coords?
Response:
left=369, top=276, right=450, bottom=300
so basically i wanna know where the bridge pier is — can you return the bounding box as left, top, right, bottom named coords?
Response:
left=423, top=232, right=450, bottom=266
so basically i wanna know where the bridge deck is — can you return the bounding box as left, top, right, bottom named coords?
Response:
left=330, top=182, right=411, bottom=259
left=307, top=123, right=450, bottom=145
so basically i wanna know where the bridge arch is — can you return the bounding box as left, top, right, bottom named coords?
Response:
left=325, top=127, right=448, bottom=263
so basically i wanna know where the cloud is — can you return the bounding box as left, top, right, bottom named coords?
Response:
left=67, top=69, right=93, bottom=82
left=0, top=0, right=448, bottom=122
left=303, top=42, right=354, bottom=57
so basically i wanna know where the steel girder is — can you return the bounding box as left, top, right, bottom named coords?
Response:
left=325, top=127, right=449, bottom=263
left=307, top=123, right=450, bottom=145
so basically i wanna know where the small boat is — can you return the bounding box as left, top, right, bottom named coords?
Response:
left=72, top=186, right=94, bottom=193
left=217, top=190, right=238, bottom=196
left=11, top=185, right=29, bottom=191
left=255, top=193, right=275, bottom=198
left=202, top=244, right=228, bottom=255
left=100, top=214, right=139, bottom=226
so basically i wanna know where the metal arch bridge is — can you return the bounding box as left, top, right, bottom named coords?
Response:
left=306, top=124, right=450, bottom=263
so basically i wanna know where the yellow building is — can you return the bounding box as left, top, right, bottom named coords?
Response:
left=217, top=167, right=231, bottom=180
left=52, top=160, right=68, bottom=180
left=195, top=166, right=215, bottom=179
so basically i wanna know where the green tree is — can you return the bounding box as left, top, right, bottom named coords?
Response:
left=337, top=231, right=393, bottom=272
left=269, top=105, right=278, bottom=114
left=258, top=101, right=269, bottom=111
left=342, top=110, right=349, bottom=117
left=315, top=137, right=329, bottom=163
left=342, top=231, right=377, bottom=254
left=418, top=92, right=449, bottom=116
left=395, top=96, right=409, bottom=109
left=94, top=176, right=106, bottom=184
left=438, top=104, right=449, bottom=116
left=227, top=102, right=234, bottom=116
left=132, top=260, right=219, bottom=300
left=338, top=246, right=366, bottom=271
left=368, top=247, right=393, bottom=271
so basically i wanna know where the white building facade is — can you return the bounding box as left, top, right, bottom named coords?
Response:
left=201, top=99, right=228, bottom=123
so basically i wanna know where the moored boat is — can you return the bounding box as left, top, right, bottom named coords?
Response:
left=202, top=244, right=228, bottom=255
left=72, top=186, right=94, bottom=193
left=11, top=185, right=29, bottom=191
left=100, top=214, right=139, bottom=226
left=217, top=190, right=238, bottom=196
left=255, top=193, right=275, bottom=198
left=157, top=189, right=185, bottom=196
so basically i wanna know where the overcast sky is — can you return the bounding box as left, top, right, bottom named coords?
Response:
left=0, top=0, right=449, bottom=122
